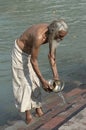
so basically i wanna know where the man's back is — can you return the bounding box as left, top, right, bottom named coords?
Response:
left=16, top=23, right=48, bottom=54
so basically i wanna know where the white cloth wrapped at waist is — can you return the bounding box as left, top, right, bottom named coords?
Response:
left=11, top=40, right=42, bottom=112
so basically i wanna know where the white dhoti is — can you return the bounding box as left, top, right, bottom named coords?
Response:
left=12, top=40, right=42, bottom=112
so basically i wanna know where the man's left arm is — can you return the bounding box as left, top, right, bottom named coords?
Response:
left=48, top=44, right=59, bottom=80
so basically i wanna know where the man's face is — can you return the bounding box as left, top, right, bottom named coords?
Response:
left=54, top=30, right=67, bottom=42
left=48, top=30, right=67, bottom=50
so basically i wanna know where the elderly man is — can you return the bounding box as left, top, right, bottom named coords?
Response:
left=12, top=19, right=68, bottom=124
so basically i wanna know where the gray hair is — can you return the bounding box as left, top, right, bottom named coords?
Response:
left=48, top=19, right=68, bottom=35
left=48, top=20, right=68, bottom=51
left=56, top=20, right=68, bottom=31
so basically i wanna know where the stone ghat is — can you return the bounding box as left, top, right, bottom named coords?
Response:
left=24, top=87, right=86, bottom=130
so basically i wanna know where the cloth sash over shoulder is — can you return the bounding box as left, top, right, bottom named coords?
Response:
left=11, top=40, right=42, bottom=112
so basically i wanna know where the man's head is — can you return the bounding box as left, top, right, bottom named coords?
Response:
left=48, top=20, right=68, bottom=49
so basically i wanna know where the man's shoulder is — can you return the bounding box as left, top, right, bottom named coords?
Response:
left=32, top=23, right=48, bottom=29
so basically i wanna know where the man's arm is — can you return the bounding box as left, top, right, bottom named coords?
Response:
left=30, top=44, right=44, bottom=82
left=48, top=43, right=59, bottom=80
left=30, top=42, right=50, bottom=91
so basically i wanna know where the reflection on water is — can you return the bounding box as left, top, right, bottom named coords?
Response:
left=0, top=0, right=86, bottom=126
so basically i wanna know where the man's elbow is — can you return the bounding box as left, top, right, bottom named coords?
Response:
left=30, top=58, right=37, bottom=66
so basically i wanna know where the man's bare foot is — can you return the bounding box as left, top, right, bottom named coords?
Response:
left=25, top=110, right=32, bottom=124
left=35, top=107, right=44, bottom=117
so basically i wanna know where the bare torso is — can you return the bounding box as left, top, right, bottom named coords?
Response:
left=17, top=23, right=48, bottom=54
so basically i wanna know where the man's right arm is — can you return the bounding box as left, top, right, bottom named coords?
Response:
left=30, top=43, right=50, bottom=91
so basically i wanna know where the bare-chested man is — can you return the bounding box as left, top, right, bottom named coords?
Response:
left=12, top=19, right=68, bottom=124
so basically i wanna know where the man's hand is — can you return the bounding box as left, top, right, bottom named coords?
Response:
left=41, top=79, right=52, bottom=92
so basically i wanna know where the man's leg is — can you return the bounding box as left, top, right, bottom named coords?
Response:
left=25, top=110, right=32, bottom=124
left=35, top=107, right=44, bottom=117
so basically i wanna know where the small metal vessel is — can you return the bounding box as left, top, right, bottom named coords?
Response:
left=48, top=79, right=64, bottom=93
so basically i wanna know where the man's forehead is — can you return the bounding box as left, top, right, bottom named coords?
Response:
left=58, top=30, right=67, bottom=36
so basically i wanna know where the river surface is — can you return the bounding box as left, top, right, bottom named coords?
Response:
left=0, top=0, right=86, bottom=126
